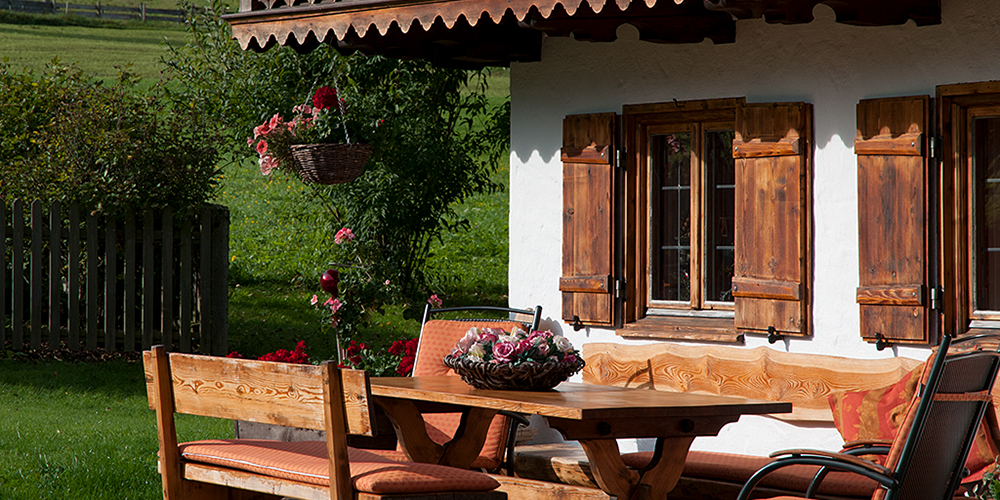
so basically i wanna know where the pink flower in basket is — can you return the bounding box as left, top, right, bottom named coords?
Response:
left=334, top=227, right=355, bottom=244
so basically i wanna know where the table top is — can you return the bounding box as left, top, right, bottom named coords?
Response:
left=370, top=376, right=791, bottom=421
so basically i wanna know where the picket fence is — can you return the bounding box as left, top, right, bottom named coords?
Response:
left=0, top=201, right=229, bottom=355
left=3, top=0, right=184, bottom=22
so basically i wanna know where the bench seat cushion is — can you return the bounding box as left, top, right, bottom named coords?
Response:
left=178, top=439, right=500, bottom=494
left=621, top=450, right=878, bottom=498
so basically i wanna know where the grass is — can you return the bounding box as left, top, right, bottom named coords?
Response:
left=0, top=358, right=231, bottom=499
left=0, top=21, right=184, bottom=82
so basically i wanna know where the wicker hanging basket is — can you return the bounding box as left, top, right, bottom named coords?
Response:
left=290, top=143, right=372, bottom=185
left=443, top=355, right=585, bottom=391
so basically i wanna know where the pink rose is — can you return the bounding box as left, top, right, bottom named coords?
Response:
left=255, top=139, right=268, bottom=155
left=492, top=341, right=516, bottom=363
left=478, top=331, right=499, bottom=343
left=334, top=227, right=355, bottom=244
left=259, top=156, right=277, bottom=176
left=428, top=294, right=443, bottom=308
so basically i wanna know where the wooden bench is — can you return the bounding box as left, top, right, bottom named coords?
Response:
left=514, top=342, right=924, bottom=500
left=143, top=345, right=506, bottom=500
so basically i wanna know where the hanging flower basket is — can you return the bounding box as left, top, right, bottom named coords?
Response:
left=290, top=143, right=372, bottom=185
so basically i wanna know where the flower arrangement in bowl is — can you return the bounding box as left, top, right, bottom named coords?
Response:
left=444, top=327, right=585, bottom=391
left=249, top=85, right=372, bottom=184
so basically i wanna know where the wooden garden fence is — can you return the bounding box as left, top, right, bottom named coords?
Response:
left=3, top=0, right=185, bottom=22
left=0, top=201, right=229, bottom=355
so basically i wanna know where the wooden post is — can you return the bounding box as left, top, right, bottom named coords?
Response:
left=30, top=200, right=42, bottom=350
left=124, top=209, right=136, bottom=352
left=140, top=2, right=145, bottom=21
left=86, top=211, right=98, bottom=351
left=0, top=203, right=6, bottom=348
left=161, top=209, right=173, bottom=350
left=142, top=210, right=154, bottom=350
left=49, top=202, right=61, bottom=349
left=104, top=214, right=116, bottom=349
left=12, top=200, right=23, bottom=348
left=199, top=206, right=211, bottom=354
left=68, top=204, right=80, bottom=350
left=210, top=206, right=229, bottom=355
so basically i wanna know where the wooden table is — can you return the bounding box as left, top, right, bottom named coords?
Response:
left=370, top=376, right=791, bottom=500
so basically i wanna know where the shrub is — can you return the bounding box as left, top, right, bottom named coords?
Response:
left=0, top=60, right=221, bottom=215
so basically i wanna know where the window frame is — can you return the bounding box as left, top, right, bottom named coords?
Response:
left=620, top=98, right=743, bottom=341
left=939, top=82, right=1000, bottom=335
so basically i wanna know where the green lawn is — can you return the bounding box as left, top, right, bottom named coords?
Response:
left=0, top=22, right=184, bottom=81
left=0, top=358, right=231, bottom=500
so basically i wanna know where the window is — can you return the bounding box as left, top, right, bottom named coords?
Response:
left=939, top=83, right=1000, bottom=336
left=641, top=117, right=735, bottom=315
left=557, top=99, right=813, bottom=341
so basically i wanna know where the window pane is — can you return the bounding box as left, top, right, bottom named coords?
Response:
left=705, top=130, right=735, bottom=303
left=651, top=133, right=691, bottom=301
left=974, top=116, right=1000, bottom=312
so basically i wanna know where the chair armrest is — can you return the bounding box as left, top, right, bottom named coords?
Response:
left=498, top=410, right=530, bottom=428
left=842, top=439, right=893, bottom=450
left=768, top=449, right=891, bottom=475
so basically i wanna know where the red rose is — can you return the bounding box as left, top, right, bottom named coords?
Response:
left=312, top=86, right=340, bottom=110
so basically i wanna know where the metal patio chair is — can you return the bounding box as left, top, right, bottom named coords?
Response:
left=409, top=303, right=542, bottom=475
left=737, top=333, right=1000, bottom=500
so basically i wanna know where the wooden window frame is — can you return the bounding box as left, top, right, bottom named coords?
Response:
left=939, top=82, right=1000, bottom=336
left=619, top=98, right=743, bottom=341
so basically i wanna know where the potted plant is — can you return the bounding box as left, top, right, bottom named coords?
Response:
left=249, top=85, right=372, bottom=184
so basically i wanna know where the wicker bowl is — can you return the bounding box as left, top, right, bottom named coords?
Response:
left=290, top=143, right=372, bottom=184
left=443, top=355, right=585, bottom=391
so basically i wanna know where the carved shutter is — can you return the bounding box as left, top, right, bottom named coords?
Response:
left=732, top=102, right=812, bottom=337
left=855, top=96, right=933, bottom=345
left=561, top=113, right=617, bottom=327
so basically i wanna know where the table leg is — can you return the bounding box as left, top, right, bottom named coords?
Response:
left=580, top=436, right=695, bottom=500
left=440, top=407, right=498, bottom=467
left=376, top=397, right=443, bottom=464
left=579, top=439, right=639, bottom=500
left=375, top=398, right=498, bottom=469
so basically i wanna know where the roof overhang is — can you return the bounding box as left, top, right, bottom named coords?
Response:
left=223, top=0, right=940, bottom=68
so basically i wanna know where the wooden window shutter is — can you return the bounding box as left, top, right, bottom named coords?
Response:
left=732, top=102, right=812, bottom=337
left=855, top=96, right=933, bottom=345
left=561, top=113, right=617, bottom=327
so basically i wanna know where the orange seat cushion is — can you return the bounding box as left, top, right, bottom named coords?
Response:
left=621, top=450, right=877, bottom=498
left=178, top=439, right=500, bottom=494
left=410, top=319, right=529, bottom=469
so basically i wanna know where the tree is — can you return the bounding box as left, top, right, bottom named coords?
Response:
left=162, top=0, right=510, bottom=322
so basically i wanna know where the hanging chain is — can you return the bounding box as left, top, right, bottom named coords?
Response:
left=332, top=70, right=351, bottom=145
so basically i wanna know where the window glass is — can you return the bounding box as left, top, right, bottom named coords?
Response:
left=973, top=116, right=1000, bottom=312
left=651, top=133, right=691, bottom=302
left=705, top=129, right=735, bottom=304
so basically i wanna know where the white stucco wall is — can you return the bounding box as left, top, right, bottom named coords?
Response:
left=508, top=0, right=1000, bottom=455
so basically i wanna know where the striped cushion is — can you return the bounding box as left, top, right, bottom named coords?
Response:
left=411, top=319, right=528, bottom=469
left=178, top=439, right=500, bottom=494
left=621, top=450, right=877, bottom=498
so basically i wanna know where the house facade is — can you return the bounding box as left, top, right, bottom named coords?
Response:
left=227, top=0, right=1000, bottom=455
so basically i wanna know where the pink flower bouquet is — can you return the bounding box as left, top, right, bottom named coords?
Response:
left=444, top=327, right=585, bottom=391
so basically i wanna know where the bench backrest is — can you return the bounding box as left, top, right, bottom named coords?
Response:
left=143, top=347, right=374, bottom=434
left=582, top=342, right=922, bottom=422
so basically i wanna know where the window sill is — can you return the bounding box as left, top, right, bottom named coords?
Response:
left=617, top=315, right=741, bottom=342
